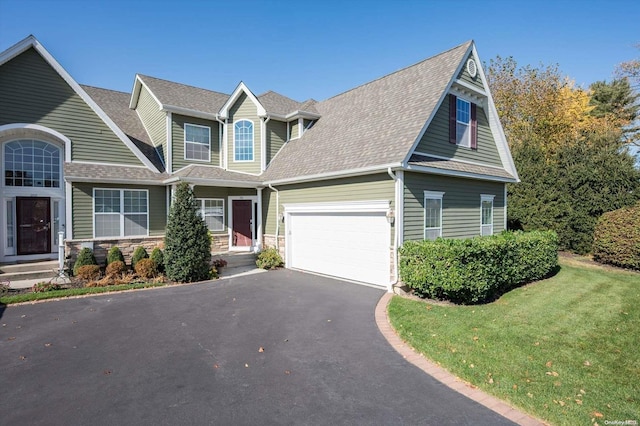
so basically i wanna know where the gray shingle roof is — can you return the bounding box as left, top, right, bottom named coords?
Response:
left=138, top=75, right=229, bottom=116
left=408, top=154, right=515, bottom=180
left=65, top=162, right=168, bottom=183
left=171, top=165, right=262, bottom=183
left=81, top=85, right=165, bottom=172
left=257, top=91, right=301, bottom=116
left=262, top=41, right=473, bottom=182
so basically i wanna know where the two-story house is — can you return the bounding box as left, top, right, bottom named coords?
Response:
left=0, top=36, right=518, bottom=290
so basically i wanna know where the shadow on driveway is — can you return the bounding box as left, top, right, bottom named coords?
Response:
left=0, top=269, right=514, bottom=425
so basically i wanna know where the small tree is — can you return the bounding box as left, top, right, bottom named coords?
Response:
left=164, top=182, right=211, bottom=282
left=150, top=247, right=164, bottom=273
left=106, top=246, right=125, bottom=265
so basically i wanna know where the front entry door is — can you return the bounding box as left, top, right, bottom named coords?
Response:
left=232, top=200, right=252, bottom=247
left=16, top=197, right=51, bottom=255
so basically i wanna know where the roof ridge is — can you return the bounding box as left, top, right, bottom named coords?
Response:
left=80, top=84, right=129, bottom=95
left=320, top=40, right=473, bottom=103
left=138, top=74, right=230, bottom=97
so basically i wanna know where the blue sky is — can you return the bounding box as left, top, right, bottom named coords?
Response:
left=0, top=0, right=638, bottom=102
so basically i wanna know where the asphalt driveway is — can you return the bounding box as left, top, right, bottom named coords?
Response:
left=0, top=270, right=514, bottom=425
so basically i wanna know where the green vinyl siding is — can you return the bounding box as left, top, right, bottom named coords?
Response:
left=289, top=120, right=299, bottom=140
left=263, top=173, right=395, bottom=243
left=192, top=186, right=257, bottom=235
left=72, top=183, right=167, bottom=239
left=172, top=114, right=220, bottom=173
left=266, top=119, right=287, bottom=165
left=415, top=99, right=503, bottom=167
left=0, top=48, right=142, bottom=165
left=136, top=85, right=166, bottom=164
left=403, top=172, right=505, bottom=241
left=457, top=52, right=484, bottom=90
left=227, top=92, right=261, bottom=174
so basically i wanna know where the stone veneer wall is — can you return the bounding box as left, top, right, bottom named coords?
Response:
left=263, top=235, right=285, bottom=259
left=66, top=235, right=229, bottom=266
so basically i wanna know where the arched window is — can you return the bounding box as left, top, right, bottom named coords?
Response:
left=4, top=140, right=61, bottom=187
left=234, top=120, right=254, bottom=162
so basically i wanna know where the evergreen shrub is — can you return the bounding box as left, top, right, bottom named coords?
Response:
left=593, top=202, right=640, bottom=270
left=131, top=246, right=149, bottom=269
left=73, top=248, right=97, bottom=276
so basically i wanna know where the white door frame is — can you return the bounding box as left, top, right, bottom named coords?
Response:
left=228, top=195, right=259, bottom=252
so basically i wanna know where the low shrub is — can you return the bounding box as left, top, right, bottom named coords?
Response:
left=76, top=265, right=101, bottom=281
left=135, top=258, right=158, bottom=279
left=150, top=248, right=164, bottom=272
left=105, top=260, right=126, bottom=278
left=593, top=202, right=640, bottom=270
left=106, top=246, right=125, bottom=265
left=399, top=230, right=558, bottom=304
left=131, top=246, right=149, bottom=269
left=212, top=258, right=228, bottom=269
left=32, top=281, right=62, bottom=293
left=256, top=247, right=284, bottom=270
left=73, top=248, right=97, bottom=276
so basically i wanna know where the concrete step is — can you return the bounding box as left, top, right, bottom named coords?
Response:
left=213, top=252, right=257, bottom=269
left=0, top=260, right=62, bottom=283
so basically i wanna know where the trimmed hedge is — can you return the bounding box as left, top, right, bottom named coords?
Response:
left=106, top=246, right=125, bottom=265
left=593, top=202, right=640, bottom=270
left=399, top=231, right=558, bottom=304
left=73, top=248, right=97, bottom=276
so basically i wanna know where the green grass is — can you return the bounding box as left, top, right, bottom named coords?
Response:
left=388, top=260, right=639, bottom=426
left=0, top=282, right=166, bottom=305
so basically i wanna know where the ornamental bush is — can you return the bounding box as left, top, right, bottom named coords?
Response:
left=256, top=247, right=284, bottom=270
left=76, top=265, right=101, bottom=281
left=150, top=247, right=164, bottom=273
left=593, top=202, right=640, bottom=270
left=399, top=230, right=558, bottom=304
left=73, top=248, right=97, bottom=276
left=105, top=260, right=126, bottom=278
left=164, top=182, right=211, bottom=282
left=135, top=258, right=158, bottom=279
left=106, top=246, right=125, bottom=265
left=131, top=246, right=149, bottom=269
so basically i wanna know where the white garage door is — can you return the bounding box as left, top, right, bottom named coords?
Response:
left=286, top=204, right=390, bottom=287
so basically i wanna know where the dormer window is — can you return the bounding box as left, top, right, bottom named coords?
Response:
left=449, top=94, right=477, bottom=149
left=184, top=124, right=211, bottom=161
left=234, top=120, right=254, bottom=162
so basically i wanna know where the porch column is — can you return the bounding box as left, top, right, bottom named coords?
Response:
left=256, top=187, right=263, bottom=251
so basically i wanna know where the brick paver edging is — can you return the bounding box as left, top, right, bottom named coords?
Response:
left=375, top=292, right=547, bottom=426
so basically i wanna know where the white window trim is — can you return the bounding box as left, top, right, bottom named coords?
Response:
left=3, top=139, right=63, bottom=189
left=196, top=198, right=225, bottom=232
left=233, top=119, right=254, bottom=162
left=480, top=194, right=495, bottom=236
left=456, top=97, right=471, bottom=148
left=93, top=188, right=149, bottom=238
left=424, top=191, right=444, bottom=240
left=184, top=123, right=211, bottom=162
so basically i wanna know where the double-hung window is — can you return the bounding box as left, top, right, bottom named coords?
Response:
left=480, top=194, right=494, bottom=236
left=184, top=124, right=211, bottom=162
left=196, top=198, right=224, bottom=231
left=234, top=120, right=254, bottom=161
left=94, top=189, right=148, bottom=238
left=449, top=94, right=477, bottom=149
left=424, top=191, right=445, bottom=240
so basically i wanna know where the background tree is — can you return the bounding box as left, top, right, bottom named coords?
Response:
left=589, top=78, right=639, bottom=146
left=489, top=57, right=640, bottom=253
left=164, top=182, right=211, bottom=282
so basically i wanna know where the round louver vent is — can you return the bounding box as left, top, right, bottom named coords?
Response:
left=466, top=59, right=477, bottom=78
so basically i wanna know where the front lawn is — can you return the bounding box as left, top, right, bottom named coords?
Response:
left=388, top=259, right=639, bottom=426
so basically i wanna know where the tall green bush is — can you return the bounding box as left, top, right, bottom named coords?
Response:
left=593, top=202, right=640, bottom=270
left=106, top=246, right=125, bottom=265
left=131, top=246, right=149, bottom=269
left=150, top=247, right=164, bottom=273
left=164, top=182, right=211, bottom=282
left=399, top=231, right=558, bottom=304
left=73, top=247, right=98, bottom=276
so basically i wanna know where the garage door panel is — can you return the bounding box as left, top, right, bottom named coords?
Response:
left=288, top=211, right=390, bottom=286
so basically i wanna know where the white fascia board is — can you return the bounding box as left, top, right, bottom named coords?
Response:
left=218, top=82, right=267, bottom=119
left=452, top=79, right=488, bottom=97
left=1, top=37, right=161, bottom=173
left=283, top=200, right=390, bottom=213
left=162, top=176, right=259, bottom=188
left=263, top=163, right=403, bottom=186
left=405, top=164, right=518, bottom=183
left=129, top=75, right=163, bottom=110
left=401, top=42, right=474, bottom=167
left=162, top=104, right=218, bottom=121
left=284, top=110, right=322, bottom=120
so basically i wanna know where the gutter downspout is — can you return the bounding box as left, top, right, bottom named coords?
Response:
left=387, top=167, right=399, bottom=293
left=268, top=183, right=280, bottom=251
left=215, top=115, right=226, bottom=169
left=262, top=115, right=271, bottom=172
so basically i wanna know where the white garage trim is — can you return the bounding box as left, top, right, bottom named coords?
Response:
left=284, top=200, right=392, bottom=289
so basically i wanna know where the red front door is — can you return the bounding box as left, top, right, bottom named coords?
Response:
left=16, top=197, right=51, bottom=255
left=232, top=200, right=252, bottom=247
